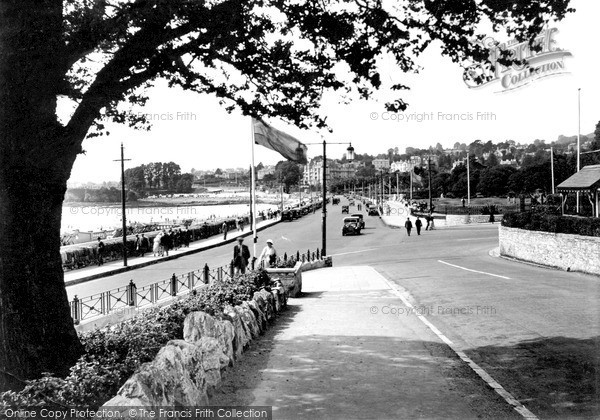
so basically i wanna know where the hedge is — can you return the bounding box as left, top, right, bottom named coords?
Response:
left=0, top=269, right=272, bottom=410
left=60, top=218, right=243, bottom=270
left=502, top=211, right=600, bottom=237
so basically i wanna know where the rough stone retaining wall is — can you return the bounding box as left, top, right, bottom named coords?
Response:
left=101, top=286, right=288, bottom=410
left=499, top=225, right=600, bottom=275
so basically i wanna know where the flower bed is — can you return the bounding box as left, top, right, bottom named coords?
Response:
left=0, top=269, right=276, bottom=411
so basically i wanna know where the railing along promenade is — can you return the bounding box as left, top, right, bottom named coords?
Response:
left=70, top=247, right=326, bottom=324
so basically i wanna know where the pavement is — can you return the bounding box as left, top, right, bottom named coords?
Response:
left=211, top=266, right=523, bottom=419
left=64, top=217, right=281, bottom=286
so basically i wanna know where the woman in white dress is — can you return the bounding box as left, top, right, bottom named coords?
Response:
left=258, top=239, right=278, bottom=268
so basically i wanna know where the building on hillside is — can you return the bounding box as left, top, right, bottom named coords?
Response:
left=373, top=158, right=390, bottom=171
left=390, top=160, right=413, bottom=173
left=410, top=156, right=422, bottom=166
left=302, top=159, right=361, bottom=186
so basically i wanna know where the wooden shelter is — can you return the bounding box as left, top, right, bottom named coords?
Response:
left=556, top=164, right=600, bottom=217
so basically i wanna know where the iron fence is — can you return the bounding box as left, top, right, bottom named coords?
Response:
left=71, top=248, right=324, bottom=324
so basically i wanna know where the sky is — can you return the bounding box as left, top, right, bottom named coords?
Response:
left=69, top=0, right=600, bottom=184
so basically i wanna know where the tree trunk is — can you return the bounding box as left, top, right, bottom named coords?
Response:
left=0, top=1, right=83, bottom=391
left=0, top=165, right=83, bottom=391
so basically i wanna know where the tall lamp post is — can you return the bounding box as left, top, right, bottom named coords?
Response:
left=303, top=141, right=355, bottom=256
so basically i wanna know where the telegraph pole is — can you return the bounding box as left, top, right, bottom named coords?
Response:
left=114, top=143, right=131, bottom=267
left=428, top=155, right=433, bottom=210
left=467, top=152, right=471, bottom=206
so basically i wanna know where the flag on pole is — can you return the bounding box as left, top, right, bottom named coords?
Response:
left=410, top=169, right=424, bottom=186
left=252, top=118, right=308, bottom=164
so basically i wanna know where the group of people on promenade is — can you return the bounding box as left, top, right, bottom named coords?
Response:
left=152, top=228, right=191, bottom=257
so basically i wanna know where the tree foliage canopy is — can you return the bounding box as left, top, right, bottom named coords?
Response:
left=55, top=0, right=575, bottom=141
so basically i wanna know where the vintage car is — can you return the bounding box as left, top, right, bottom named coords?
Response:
left=341, top=205, right=349, bottom=214
left=367, top=205, right=379, bottom=216
left=350, top=213, right=365, bottom=229
left=281, top=210, right=293, bottom=221
left=342, top=217, right=361, bottom=236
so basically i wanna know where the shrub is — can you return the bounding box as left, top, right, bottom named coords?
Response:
left=61, top=219, right=237, bottom=270
left=0, top=270, right=269, bottom=411
left=502, top=210, right=600, bottom=237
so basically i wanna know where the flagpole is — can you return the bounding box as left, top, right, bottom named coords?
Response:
left=576, top=88, right=581, bottom=213
left=250, top=118, right=258, bottom=262
left=551, top=147, right=555, bottom=194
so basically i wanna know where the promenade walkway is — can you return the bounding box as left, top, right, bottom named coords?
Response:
left=211, top=266, right=518, bottom=419
left=64, top=217, right=281, bottom=286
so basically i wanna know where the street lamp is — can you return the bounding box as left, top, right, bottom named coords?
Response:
left=304, top=140, right=355, bottom=256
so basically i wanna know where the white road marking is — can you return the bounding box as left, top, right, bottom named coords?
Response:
left=329, top=248, right=379, bottom=257
left=370, top=268, right=538, bottom=420
left=454, top=236, right=498, bottom=241
left=438, top=260, right=510, bottom=279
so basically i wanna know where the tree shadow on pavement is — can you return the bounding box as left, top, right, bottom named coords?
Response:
left=211, top=299, right=521, bottom=419
left=465, top=335, right=600, bottom=419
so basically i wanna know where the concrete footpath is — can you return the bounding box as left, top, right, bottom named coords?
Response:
left=211, top=266, right=519, bottom=419
left=64, top=217, right=281, bottom=286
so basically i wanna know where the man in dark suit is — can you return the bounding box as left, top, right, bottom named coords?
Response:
left=233, top=237, right=251, bottom=275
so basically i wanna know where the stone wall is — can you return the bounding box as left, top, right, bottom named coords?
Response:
left=101, top=286, right=288, bottom=411
left=499, top=225, right=600, bottom=275
left=265, top=256, right=333, bottom=298
left=444, top=214, right=493, bottom=226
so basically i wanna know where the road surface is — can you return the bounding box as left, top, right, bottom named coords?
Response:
left=67, top=197, right=600, bottom=417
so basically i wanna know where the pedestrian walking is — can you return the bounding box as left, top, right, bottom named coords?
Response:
left=415, top=216, right=422, bottom=235
left=222, top=221, right=229, bottom=240
left=461, top=197, right=466, bottom=207
left=404, top=218, right=413, bottom=236
left=425, top=213, right=431, bottom=231
left=96, top=237, right=105, bottom=265
left=140, top=234, right=149, bottom=257
left=134, top=234, right=141, bottom=256
left=233, top=237, right=251, bottom=275
left=153, top=232, right=161, bottom=257
left=160, top=230, right=170, bottom=256
left=239, top=218, right=245, bottom=232
left=259, top=239, right=278, bottom=268
left=183, top=227, right=190, bottom=247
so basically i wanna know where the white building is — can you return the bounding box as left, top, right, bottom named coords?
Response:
left=372, top=158, right=390, bottom=171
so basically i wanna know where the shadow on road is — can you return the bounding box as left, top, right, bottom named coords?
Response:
left=466, top=335, right=600, bottom=418
left=210, top=300, right=520, bottom=419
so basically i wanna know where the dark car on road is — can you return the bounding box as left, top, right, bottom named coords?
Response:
left=342, top=217, right=361, bottom=236
left=351, top=213, right=365, bottom=229
left=367, top=206, right=379, bottom=216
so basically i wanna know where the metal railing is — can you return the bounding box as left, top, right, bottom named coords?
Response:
left=258, top=248, right=324, bottom=269
left=70, top=248, right=325, bottom=324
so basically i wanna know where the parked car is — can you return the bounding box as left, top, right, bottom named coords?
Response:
left=351, top=213, right=365, bottom=229
left=281, top=210, right=293, bottom=221
left=342, top=217, right=361, bottom=236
